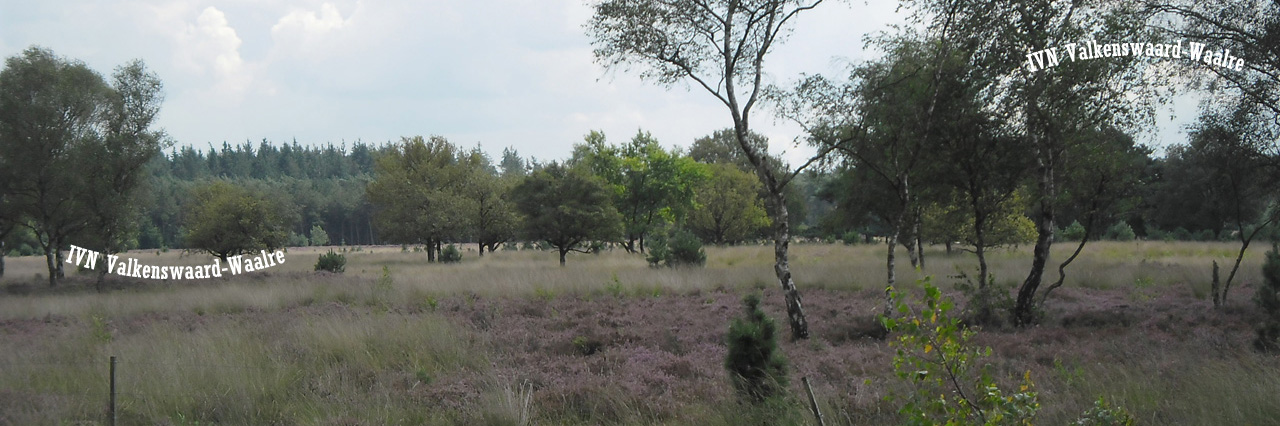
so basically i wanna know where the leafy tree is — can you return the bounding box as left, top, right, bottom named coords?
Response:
left=1147, top=0, right=1280, bottom=131
left=689, top=129, right=808, bottom=232
left=366, top=136, right=469, bottom=262
left=183, top=181, right=290, bottom=263
left=309, top=224, right=329, bottom=246
left=785, top=33, right=942, bottom=308
left=1188, top=100, right=1278, bottom=307
left=460, top=147, right=520, bottom=255
left=1001, top=0, right=1163, bottom=326
left=688, top=162, right=771, bottom=245
left=588, top=0, right=826, bottom=339
left=512, top=163, right=622, bottom=266
left=0, top=46, right=169, bottom=286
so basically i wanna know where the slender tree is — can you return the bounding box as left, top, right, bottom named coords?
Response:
left=588, top=0, right=830, bottom=338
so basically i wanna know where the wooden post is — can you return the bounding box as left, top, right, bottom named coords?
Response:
left=109, top=356, right=117, bottom=426
left=802, top=376, right=826, bottom=426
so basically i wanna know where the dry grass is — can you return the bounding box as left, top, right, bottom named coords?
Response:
left=0, top=241, right=1276, bottom=424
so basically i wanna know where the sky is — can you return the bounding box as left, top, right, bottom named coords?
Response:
left=0, top=0, right=1197, bottom=165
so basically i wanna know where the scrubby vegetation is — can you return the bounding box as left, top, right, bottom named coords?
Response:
left=314, top=250, right=346, bottom=273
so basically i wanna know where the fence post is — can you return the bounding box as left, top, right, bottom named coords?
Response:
left=109, top=355, right=117, bottom=426
left=802, top=376, right=826, bottom=426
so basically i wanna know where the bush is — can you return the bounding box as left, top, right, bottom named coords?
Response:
left=646, top=229, right=706, bottom=267
left=1170, top=227, right=1192, bottom=241
left=289, top=232, right=309, bottom=247
left=1254, top=248, right=1280, bottom=352
left=646, top=232, right=670, bottom=267
left=1073, top=396, right=1135, bottom=426
left=440, top=244, right=462, bottom=263
left=314, top=250, right=346, bottom=273
left=309, top=224, right=329, bottom=246
left=842, top=231, right=862, bottom=245
left=1104, top=221, right=1135, bottom=241
left=882, top=277, right=1039, bottom=424
left=725, top=293, right=788, bottom=403
left=1193, top=229, right=1215, bottom=242
left=1061, top=220, right=1087, bottom=241
left=667, top=229, right=706, bottom=267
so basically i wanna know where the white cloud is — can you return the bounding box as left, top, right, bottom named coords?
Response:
left=270, top=2, right=352, bottom=57
left=174, top=6, right=253, bottom=98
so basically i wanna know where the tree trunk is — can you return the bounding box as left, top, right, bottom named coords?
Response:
left=915, top=213, right=925, bottom=270
left=558, top=247, right=568, bottom=266
left=0, top=240, right=5, bottom=279
left=426, top=239, right=437, bottom=263
left=1015, top=143, right=1056, bottom=326
left=478, top=242, right=485, bottom=257
left=770, top=189, right=810, bottom=340
left=44, top=242, right=57, bottom=287
left=55, top=244, right=65, bottom=279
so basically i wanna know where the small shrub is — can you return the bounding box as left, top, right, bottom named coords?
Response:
left=1104, top=221, right=1135, bottom=241
left=440, top=244, right=462, bottom=263
left=646, top=229, right=705, bottom=267
left=666, top=229, right=706, bottom=267
left=842, top=231, right=862, bottom=245
left=1170, top=227, right=1192, bottom=241
left=572, top=335, right=604, bottom=356
left=724, top=293, right=788, bottom=403
left=1072, top=396, right=1135, bottom=426
left=1193, top=229, right=1215, bottom=242
left=314, top=250, right=346, bottom=273
left=881, top=277, right=1039, bottom=424
left=1061, top=220, right=1087, bottom=241
left=646, top=232, right=670, bottom=267
left=1254, top=248, right=1280, bottom=352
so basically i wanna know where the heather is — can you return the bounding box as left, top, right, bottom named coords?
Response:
left=0, top=242, right=1278, bottom=424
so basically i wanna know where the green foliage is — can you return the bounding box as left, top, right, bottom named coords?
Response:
left=309, top=224, right=329, bottom=246
left=666, top=229, right=706, bottom=267
left=687, top=162, right=770, bottom=245
left=512, top=162, right=622, bottom=265
left=366, top=136, right=470, bottom=249
left=314, top=250, right=346, bottom=273
left=440, top=244, right=463, bottom=264
left=183, top=181, right=291, bottom=262
left=288, top=232, right=309, bottom=248
left=645, top=232, right=670, bottom=267
left=881, top=277, right=1038, bottom=425
left=1061, top=220, right=1087, bottom=241
left=1103, top=222, right=1135, bottom=242
left=570, top=130, right=705, bottom=252
left=842, top=231, right=863, bottom=245
left=1255, top=248, right=1280, bottom=351
left=724, top=293, right=788, bottom=403
left=0, top=47, right=168, bottom=286
left=645, top=228, right=706, bottom=267
left=1072, top=396, right=1135, bottom=426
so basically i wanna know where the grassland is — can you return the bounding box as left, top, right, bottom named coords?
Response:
left=0, top=241, right=1277, bottom=425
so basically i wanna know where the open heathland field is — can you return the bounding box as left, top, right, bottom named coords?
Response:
left=1, top=242, right=1278, bottom=425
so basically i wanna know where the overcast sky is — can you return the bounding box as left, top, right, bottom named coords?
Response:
left=0, top=0, right=1196, bottom=165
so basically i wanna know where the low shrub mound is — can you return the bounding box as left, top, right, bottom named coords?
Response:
left=314, top=250, right=346, bottom=273
left=440, top=244, right=463, bottom=263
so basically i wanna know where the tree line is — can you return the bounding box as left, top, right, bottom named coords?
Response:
left=2, top=0, right=1277, bottom=331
